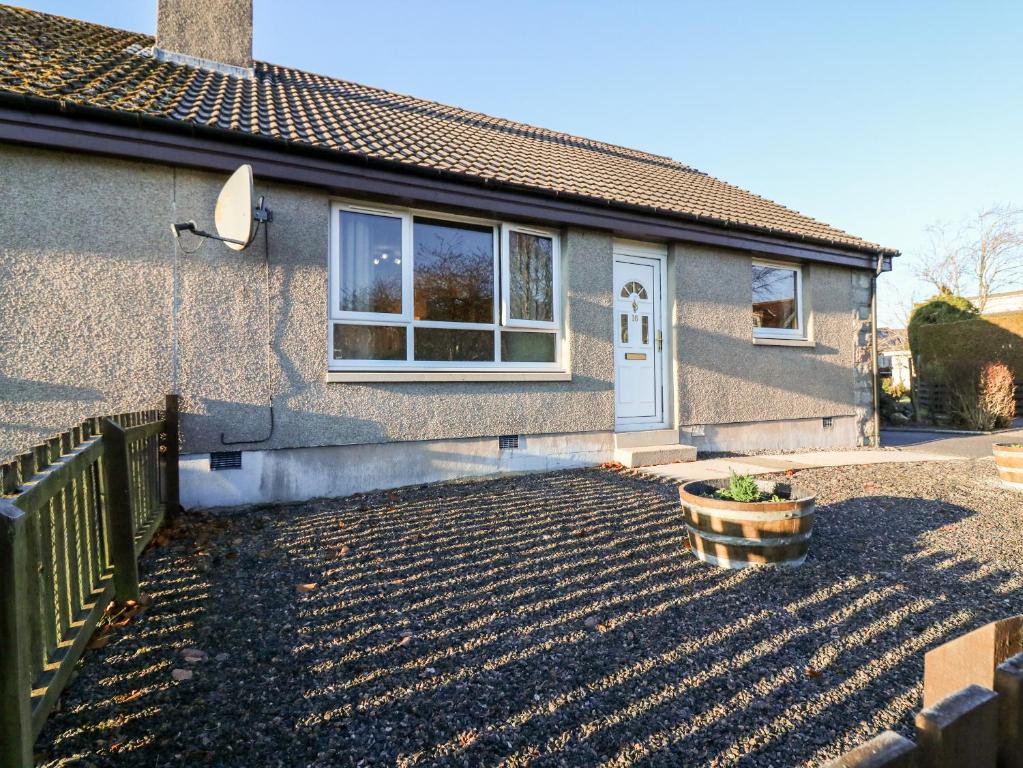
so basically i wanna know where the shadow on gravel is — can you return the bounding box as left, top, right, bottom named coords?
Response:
left=36, top=464, right=1023, bottom=767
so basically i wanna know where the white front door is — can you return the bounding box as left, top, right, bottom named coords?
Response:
left=614, top=253, right=665, bottom=428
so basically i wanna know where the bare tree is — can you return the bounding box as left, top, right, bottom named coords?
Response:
left=916, top=205, right=1023, bottom=310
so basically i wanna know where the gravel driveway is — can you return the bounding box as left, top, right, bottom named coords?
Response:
left=39, top=458, right=1022, bottom=767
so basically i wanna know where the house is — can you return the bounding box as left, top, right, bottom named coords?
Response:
left=0, top=1, right=898, bottom=507
left=965, top=289, right=1023, bottom=315
left=877, top=328, right=912, bottom=390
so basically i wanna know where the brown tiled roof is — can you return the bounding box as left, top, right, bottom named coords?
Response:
left=0, top=4, right=895, bottom=255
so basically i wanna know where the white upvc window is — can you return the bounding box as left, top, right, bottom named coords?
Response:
left=752, top=259, right=805, bottom=340
left=328, top=201, right=563, bottom=373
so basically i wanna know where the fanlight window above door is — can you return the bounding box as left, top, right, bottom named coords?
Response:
left=620, top=281, right=648, bottom=299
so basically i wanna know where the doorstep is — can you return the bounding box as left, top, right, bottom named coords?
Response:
left=612, top=429, right=697, bottom=468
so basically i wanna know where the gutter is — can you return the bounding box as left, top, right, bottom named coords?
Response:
left=0, top=91, right=900, bottom=263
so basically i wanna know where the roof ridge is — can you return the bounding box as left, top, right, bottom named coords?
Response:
left=254, top=62, right=704, bottom=177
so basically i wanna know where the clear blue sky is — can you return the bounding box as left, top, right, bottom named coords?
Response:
left=22, top=0, right=1023, bottom=325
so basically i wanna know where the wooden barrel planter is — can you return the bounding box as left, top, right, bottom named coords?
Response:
left=993, top=443, right=1023, bottom=491
left=679, top=479, right=816, bottom=569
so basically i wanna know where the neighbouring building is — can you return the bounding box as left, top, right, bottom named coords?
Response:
left=877, top=328, right=912, bottom=390
left=966, top=289, right=1023, bottom=316
left=0, top=2, right=898, bottom=506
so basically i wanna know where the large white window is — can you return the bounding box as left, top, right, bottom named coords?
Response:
left=752, top=259, right=805, bottom=340
left=329, top=202, right=563, bottom=372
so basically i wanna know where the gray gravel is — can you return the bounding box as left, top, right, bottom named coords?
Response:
left=38, top=458, right=1023, bottom=767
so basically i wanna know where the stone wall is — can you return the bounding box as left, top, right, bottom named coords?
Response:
left=852, top=271, right=877, bottom=446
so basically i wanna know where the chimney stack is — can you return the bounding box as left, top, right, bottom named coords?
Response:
left=154, top=0, right=253, bottom=76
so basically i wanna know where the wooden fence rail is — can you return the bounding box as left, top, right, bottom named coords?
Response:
left=0, top=395, right=179, bottom=768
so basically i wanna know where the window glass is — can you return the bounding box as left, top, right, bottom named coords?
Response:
left=501, top=332, right=557, bottom=363
left=414, top=328, right=495, bottom=362
left=339, top=211, right=403, bottom=314
left=752, top=264, right=799, bottom=331
left=508, top=231, right=554, bottom=322
left=413, top=218, right=494, bottom=323
left=333, top=324, right=406, bottom=360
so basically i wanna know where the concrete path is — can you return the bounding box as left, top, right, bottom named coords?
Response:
left=639, top=447, right=963, bottom=483
left=881, top=420, right=1023, bottom=459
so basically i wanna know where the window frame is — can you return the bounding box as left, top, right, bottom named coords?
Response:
left=751, top=258, right=805, bottom=341
left=501, top=223, right=562, bottom=330
left=328, top=200, right=564, bottom=373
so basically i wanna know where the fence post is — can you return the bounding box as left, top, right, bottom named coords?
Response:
left=101, top=418, right=140, bottom=603
left=0, top=500, right=33, bottom=768
left=163, top=394, right=181, bottom=517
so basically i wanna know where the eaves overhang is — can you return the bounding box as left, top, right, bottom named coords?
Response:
left=0, top=93, right=897, bottom=271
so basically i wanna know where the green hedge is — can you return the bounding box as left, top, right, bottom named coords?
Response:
left=914, top=311, right=1023, bottom=380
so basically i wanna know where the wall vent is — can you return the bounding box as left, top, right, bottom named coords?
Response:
left=822, top=417, right=834, bottom=429
left=498, top=435, right=520, bottom=450
left=210, top=451, right=243, bottom=470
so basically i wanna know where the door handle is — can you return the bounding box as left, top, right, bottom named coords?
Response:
left=656, top=330, right=663, bottom=352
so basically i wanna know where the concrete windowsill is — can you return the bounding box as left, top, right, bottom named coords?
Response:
left=752, top=337, right=815, bottom=348
left=327, top=370, right=572, bottom=383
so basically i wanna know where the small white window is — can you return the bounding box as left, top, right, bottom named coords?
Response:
left=501, top=225, right=560, bottom=330
left=752, top=260, right=804, bottom=340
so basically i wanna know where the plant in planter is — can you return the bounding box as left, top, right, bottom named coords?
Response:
left=993, top=443, right=1023, bottom=491
left=679, top=471, right=816, bottom=569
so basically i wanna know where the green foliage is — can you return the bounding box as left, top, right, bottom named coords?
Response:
left=707, top=471, right=784, bottom=503
left=913, top=311, right=1023, bottom=385
left=881, top=377, right=909, bottom=399
left=907, top=291, right=979, bottom=353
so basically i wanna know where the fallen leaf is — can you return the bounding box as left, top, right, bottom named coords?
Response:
left=398, top=636, right=413, bottom=647
left=171, top=668, right=193, bottom=682
left=297, top=583, right=318, bottom=593
left=114, top=689, right=144, bottom=704
left=87, top=633, right=111, bottom=650
left=339, top=545, right=351, bottom=557
left=805, top=666, right=821, bottom=678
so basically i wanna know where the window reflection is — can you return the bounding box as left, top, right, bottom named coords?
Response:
left=508, top=231, right=554, bottom=322
left=339, top=211, right=403, bottom=314
left=414, top=219, right=494, bottom=323
left=752, top=265, right=798, bottom=330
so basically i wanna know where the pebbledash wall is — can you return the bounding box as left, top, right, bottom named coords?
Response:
left=0, top=144, right=875, bottom=506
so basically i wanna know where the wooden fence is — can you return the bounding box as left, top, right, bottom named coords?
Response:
left=828, top=617, right=1023, bottom=767
left=0, top=395, right=179, bottom=768
left=912, top=379, right=950, bottom=422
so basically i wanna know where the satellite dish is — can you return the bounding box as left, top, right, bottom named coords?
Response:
left=215, top=165, right=256, bottom=251
left=171, top=164, right=271, bottom=250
